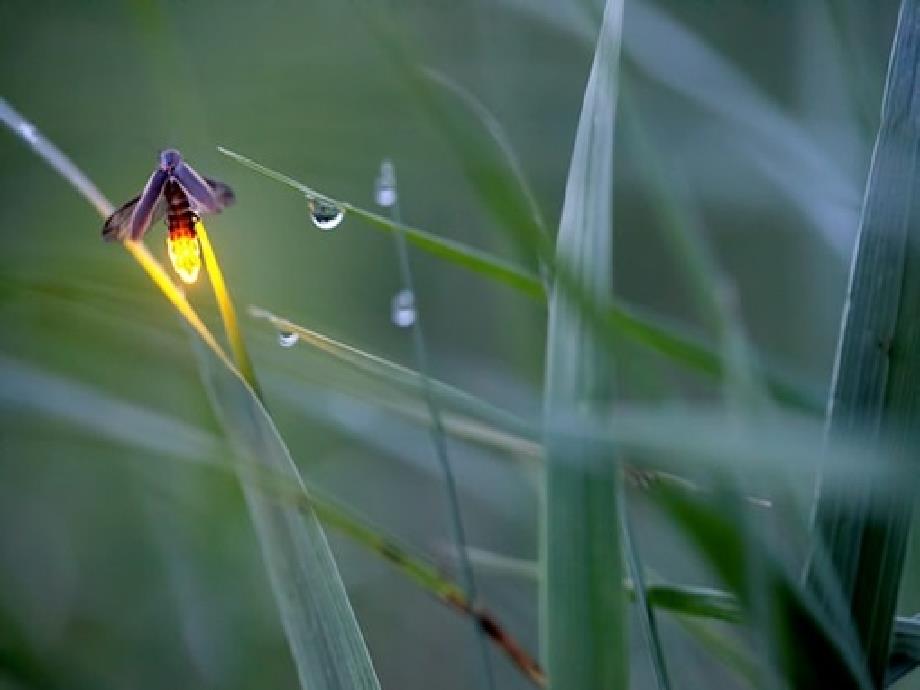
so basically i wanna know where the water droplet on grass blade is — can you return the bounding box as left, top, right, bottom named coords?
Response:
left=375, top=159, right=397, bottom=207
left=278, top=331, right=299, bottom=347
left=309, top=198, right=344, bottom=230
left=391, top=289, right=416, bottom=328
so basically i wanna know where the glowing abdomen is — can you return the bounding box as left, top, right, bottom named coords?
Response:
left=167, top=217, right=201, bottom=284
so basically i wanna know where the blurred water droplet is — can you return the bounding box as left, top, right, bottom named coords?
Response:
left=18, top=122, right=37, bottom=144
left=309, top=198, right=344, bottom=230
left=374, top=159, right=397, bottom=208
left=278, top=331, right=299, bottom=347
left=391, top=289, right=416, bottom=328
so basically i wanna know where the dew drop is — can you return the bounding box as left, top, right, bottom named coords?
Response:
left=309, top=198, right=344, bottom=230
left=374, top=159, right=397, bottom=208
left=278, top=331, right=299, bottom=347
left=391, top=289, right=416, bottom=328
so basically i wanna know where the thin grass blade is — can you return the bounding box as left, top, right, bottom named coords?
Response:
left=217, top=146, right=545, bottom=299
left=249, top=305, right=537, bottom=441
left=620, top=499, right=671, bottom=690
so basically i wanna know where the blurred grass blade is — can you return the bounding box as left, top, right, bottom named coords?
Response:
left=541, top=0, right=627, bottom=688
left=381, top=159, right=496, bottom=688
left=888, top=617, right=920, bottom=685
left=344, top=0, right=819, bottom=412
left=0, top=354, right=221, bottom=461
left=0, top=98, right=111, bottom=218
left=304, top=498, right=544, bottom=688
left=249, top=305, right=537, bottom=441
left=652, top=481, right=872, bottom=688
left=622, top=2, right=860, bottom=260
left=344, top=0, right=553, bottom=270
left=422, top=67, right=549, bottom=240
left=806, top=2, right=920, bottom=684
left=620, top=500, right=671, bottom=690
left=218, top=146, right=545, bottom=299
left=672, top=615, right=759, bottom=688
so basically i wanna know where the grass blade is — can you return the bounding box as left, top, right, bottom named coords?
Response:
left=248, top=305, right=537, bottom=442
left=541, top=1, right=627, bottom=689
left=651, top=481, right=872, bottom=688
left=223, top=148, right=822, bottom=415
left=217, top=146, right=545, bottom=299
left=421, top=67, right=549, bottom=241
left=191, top=340, right=382, bottom=690
left=1, top=103, right=382, bottom=690
left=620, top=499, right=671, bottom=690
left=379, top=162, right=496, bottom=687
left=0, top=354, right=545, bottom=688
left=888, top=617, right=920, bottom=685
left=806, top=2, right=920, bottom=684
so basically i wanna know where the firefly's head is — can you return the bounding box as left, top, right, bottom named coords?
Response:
left=159, top=148, right=183, bottom=172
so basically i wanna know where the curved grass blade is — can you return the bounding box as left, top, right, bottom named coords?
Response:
left=1, top=103, right=381, bottom=690
left=197, top=227, right=382, bottom=690
left=541, top=1, right=627, bottom=688
left=421, top=67, right=549, bottom=241
left=191, top=338, right=383, bottom=690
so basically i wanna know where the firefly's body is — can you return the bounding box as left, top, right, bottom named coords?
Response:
left=102, top=149, right=234, bottom=283
left=163, top=179, right=203, bottom=282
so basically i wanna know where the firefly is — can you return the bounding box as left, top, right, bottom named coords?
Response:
left=102, top=149, right=235, bottom=283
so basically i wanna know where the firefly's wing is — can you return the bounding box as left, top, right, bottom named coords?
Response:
left=173, top=161, right=219, bottom=214
left=129, top=168, right=169, bottom=240
left=204, top=177, right=236, bottom=210
left=102, top=191, right=167, bottom=242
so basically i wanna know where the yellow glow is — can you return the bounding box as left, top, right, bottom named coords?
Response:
left=123, top=239, right=229, bottom=363
left=167, top=233, right=202, bottom=284
left=196, top=221, right=260, bottom=391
